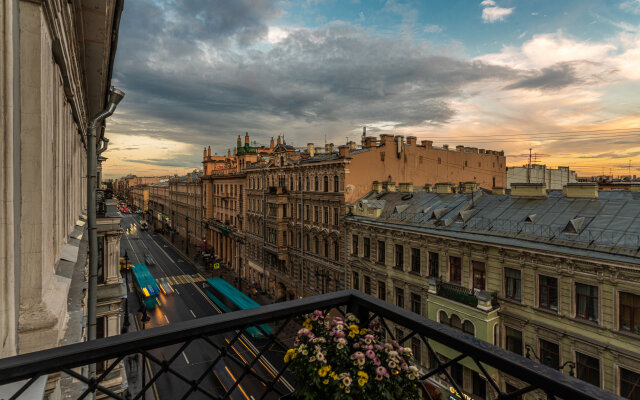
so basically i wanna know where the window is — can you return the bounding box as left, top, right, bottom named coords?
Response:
left=395, top=287, right=404, bottom=308
left=395, top=328, right=404, bottom=342
left=450, top=315, right=462, bottom=330
left=364, top=276, right=371, bottom=294
left=378, top=281, right=386, bottom=301
left=576, top=283, right=598, bottom=322
left=378, top=241, right=386, bottom=263
left=462, top=320, right=475, bottom=336
left=539, top=275, right=558, bottom=311
left=306, top=177, right=310, bottom=191
left=333, top=207, right=339, bottom=226
left=324, top=175, right=329, bottom=192
left=334, top=241, right=340, bottom=261
left=411, top=293, right=421, bottom=315
left=305, top=235, right=310, bottom=251
left=305, top=205, right=309, bottom=220
left=334, top=175, right=339, bottom=192
left=428, top=251, right=439, bottom=277
left=620, top=368, right=640, bottom=400
left=437, top=157, right=442, bottom=164
left=451, top=363, right=463, bottom=386
left=576, top=352, right=600, bottom=387
left=352, top=235, right=359, bottom=255
left=97, top=237, right=105, bottom=284
left=353, top=272, right=359, bottom=290
left=411, top=337, right=422, bottom=364
left=620, top=292, right=640, bottom=334
left=314, top=237, right=319, bottom=254
left=505, top=326, right=523, bottom=355
left=505, top=268, right=522, bottom=301
left=290, top=176, right=293, bottom=189
left=439, top=311, right=449, bottom=325
left=411, top=248, right=420, bottom=274
left=539, top=339, right=560, bottom=370
left=324, top=207, right=328, bottom=224
left=314, top=206, right=319, bottom=222
left=364, top=237, right=370, bottom=258
left=314, top=176, right=319, bottom=191
left=472, top=371, right=487, bottom=399
left=324, top=239, right=329, bottom=257
left=449, top=256, right=461, bottom=284
left=472, top=261, right=486, bottom=290
left=395, top=244, right=404, bottom=270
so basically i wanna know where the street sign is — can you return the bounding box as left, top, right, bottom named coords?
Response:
left=213, top=263, right=220, bottom=270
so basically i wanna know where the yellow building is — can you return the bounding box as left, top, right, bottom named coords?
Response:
left=347, top=182, right=640, bottom=399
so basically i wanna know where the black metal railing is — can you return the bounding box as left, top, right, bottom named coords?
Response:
left=0, top=290, right=621, bottom=400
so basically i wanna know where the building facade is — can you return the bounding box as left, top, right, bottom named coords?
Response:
left=168, top=171, right=203, bottom=256
left=244, top=133, right=506, bottom=301
left=131, top=185, right=149, bottom=212
left=507, top=164, right=577, bottom=190
left=346, top=182, right=640, bottom=399
left=147, top=182, right=170, bottom=230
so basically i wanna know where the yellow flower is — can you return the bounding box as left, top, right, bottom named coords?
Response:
left=348, top=331, right=356, bottom=339
left=330, top=372, right=338, bottom=380
left=319, top=369, right=327, bottom=377
left=357, top=371, right=368, bottom=379
left=349, top=324, right=359, bottom=334
left=358, top=378, right=366, bottom=387
left=323, top=379, right=329, bottom=385
left=284, top=349, right=297, bottom=363
left=360, top=328, right=368, bottom=334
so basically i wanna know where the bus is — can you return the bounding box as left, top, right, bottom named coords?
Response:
left=131, top=263, right=160, bottom=309
left=205, top=278, right=273, bottom=338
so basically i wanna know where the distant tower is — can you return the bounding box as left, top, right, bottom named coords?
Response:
left=361, top=126, right=367, bottom=147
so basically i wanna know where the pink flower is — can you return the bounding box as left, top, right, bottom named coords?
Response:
left=376, top=366, right=388, bottom=377
left=366, top=349, right=375, bottom=359
left=373, top=357, right=381, bottom=366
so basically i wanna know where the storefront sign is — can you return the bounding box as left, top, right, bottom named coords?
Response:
left=449, top=386, right=472, bottom=400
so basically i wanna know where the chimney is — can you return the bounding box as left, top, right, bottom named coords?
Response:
left=237, top=134, right=242, bottom=147
left=328, top=143, right=334, bottom=153
left=461, top=182, right=478, bottom=194
left=307, top=143, right=315, bottom=157
left=277, top=135, right=282, bottom=145
left=364, top=137, right=377, bottom=148
left=382, top=181, right=396, bottom=192
left=227, top=149, right=231, bottom=158
left=325, top=143, right=331, bottom=153
left=203, top=147, right=207, bottom=158
left=565, top=183, right=598, bottom=199
left=492, top=187, right=506, bottom=195
left=421, top=140, right=433, bottom=149
left=208, top=146, right=211, bottom=157
left=338, top=145, right=349, bottom=158
left=270, top=137, right=274, bottom=150
left=348, top=141, right=357, bottom=150
left=435, top=183, right=453, bottom=194
left=233, top=148, right=236, bottom=156
left=511, top=183, right=547, bottom=198
left=471, top=147, right=479, bottom=154
left=380, top=134, right=394, bottom=147
left=456, top=145, right=465, bottom=152
left=398, top=182, right=413, bottom=193
left=245, top=132, right=250, bottom=145
left=443, top=144, right=449, bottom=150
left=424, top=183, right=433, bottom=192
left=479, top=149, right=485, bottom=154
left=406, top=136, right=417, bottom=145
left=372, top=181, right=383, bottom=193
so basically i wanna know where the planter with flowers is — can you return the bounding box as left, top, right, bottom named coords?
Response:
left=283, top=310, right=421, bottom=400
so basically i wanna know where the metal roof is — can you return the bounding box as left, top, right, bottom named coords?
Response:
left=349, top=189, right=640, bottom=265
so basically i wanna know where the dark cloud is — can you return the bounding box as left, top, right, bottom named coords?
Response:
left=578, top=151, right=640, bottom=159
left=504, top=62, right=581, bottom=90
left=124, top=153, right=202, bottom=168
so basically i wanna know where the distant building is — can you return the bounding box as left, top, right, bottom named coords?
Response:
left=347, top=182, right=640, bottom=399
left=507, top=164, right=577, bottom=190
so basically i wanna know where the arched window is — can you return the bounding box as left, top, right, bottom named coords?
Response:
left=290, top=176, right=293, bottom=190
left=324, top=239, right=329, bottom=257
left=305, top=235, right=310, bottom=250
left=450, top=314, right=462, bottom=330
left=324, top=176, right=329, bottom=192
left=314, top=176, right=319, bottom=191
left=306, top=177, right=310, bottom=191
left=439, top=311, right=449, bottom=325
left=314, top=237, right=319, bottom=254
left=463, top=320, right=475, bottom=336
left=298, top=176, right=302, bottom=191
left=334, top=175, right=339, bottom=192
left=280, top=156, right=284, bottom=165
left=334, top=241, right=340, bottom=261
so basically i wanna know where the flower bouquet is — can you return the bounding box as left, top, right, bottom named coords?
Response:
left=284, top=310, right=421, bottom=400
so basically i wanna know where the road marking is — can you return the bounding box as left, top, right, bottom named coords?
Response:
left=164, top=314, right=170, bottom=324
left=190, top=309, right=196, bottom=318
left=182, top=352, right=190, bottom=364
left=175, top=288, right=180, bottom=295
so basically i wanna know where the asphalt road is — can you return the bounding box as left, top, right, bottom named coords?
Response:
left=120, top=214, right=292, bottom=400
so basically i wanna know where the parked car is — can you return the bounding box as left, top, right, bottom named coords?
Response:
left=140, top=221, right=149, bottom=231
left=145, top=255, right=155, bottom=266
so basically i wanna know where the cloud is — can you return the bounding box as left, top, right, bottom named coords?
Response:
left=620, top=0, right=640, bottom=14
left=424, top=24, right=442, bottom=33
left=504, top=62, right=582, bottom=90
left=482, top=6, right=514, bottom=23
left=480, top=1, right=513, bottom=23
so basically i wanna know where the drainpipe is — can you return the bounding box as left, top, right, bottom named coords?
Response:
left=97, top=138, right=109, bottom=188
left=87, top=87, right=124, bottom=388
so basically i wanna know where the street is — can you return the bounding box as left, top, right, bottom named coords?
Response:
left=120, top=214, right=292, bottom=400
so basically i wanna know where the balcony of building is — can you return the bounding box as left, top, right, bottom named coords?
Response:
left=0, top=291, right=618, bottom=400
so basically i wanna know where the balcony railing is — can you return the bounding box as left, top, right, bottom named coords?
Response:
left=431, top=279, right=499, bottom=310
left=0, top=290, right=619, bottom=400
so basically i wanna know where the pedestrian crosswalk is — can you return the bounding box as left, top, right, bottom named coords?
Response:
left=156, top=274, right=206, bottom=286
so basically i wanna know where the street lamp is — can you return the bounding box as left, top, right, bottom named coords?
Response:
left=525, top=345, right=575, bottom=376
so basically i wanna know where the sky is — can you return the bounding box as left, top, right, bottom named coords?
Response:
left=103, top=0, right=640, bottom=179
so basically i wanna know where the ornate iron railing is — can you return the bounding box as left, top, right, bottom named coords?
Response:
left=0, top=290, right=621, bottom=400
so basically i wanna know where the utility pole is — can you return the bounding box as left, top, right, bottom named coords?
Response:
left=527, top=148, right=532, bottom=183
